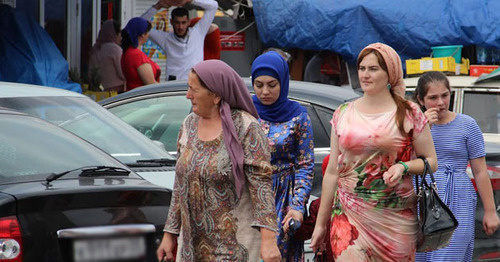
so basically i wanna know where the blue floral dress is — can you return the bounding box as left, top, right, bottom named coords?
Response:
left=258, top=111, right=315, bottom=261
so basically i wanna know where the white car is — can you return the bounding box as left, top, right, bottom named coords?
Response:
left=0, top=81, right=176, bottom=190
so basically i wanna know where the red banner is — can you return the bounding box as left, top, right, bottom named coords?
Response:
left=220, top=31, right=245, bottom=51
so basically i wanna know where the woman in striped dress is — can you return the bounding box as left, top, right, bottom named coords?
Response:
left=414, top=71, right=499, bottom=262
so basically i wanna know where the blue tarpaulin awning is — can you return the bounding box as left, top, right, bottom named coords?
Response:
left=0, top=4, right=81, bottom=93
left=252, top=0, right=500, bottom=64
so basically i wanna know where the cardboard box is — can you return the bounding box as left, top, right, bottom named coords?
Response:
left=84, top=91, right=118, bottom=102
left=406, top=57, right=469, bottom=76
left=470, top=65, right=499, bottom=76
left=457, top=58, right=470, bottom=75
left=406, top=57, right=455, bottom=75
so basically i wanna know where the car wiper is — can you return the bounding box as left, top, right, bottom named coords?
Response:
left=78, top=166, right=130, bottom=177
left=45, top=166, right=130, bottom=184
left=127, top=158, right=176, bottom=167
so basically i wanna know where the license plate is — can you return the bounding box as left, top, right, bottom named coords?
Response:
left=73, top=236, right=146, bottom=261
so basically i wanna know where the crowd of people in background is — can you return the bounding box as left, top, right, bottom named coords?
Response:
left=88, top=0, right=220, bottom=92
left=87, top=1, right=499, bottom=260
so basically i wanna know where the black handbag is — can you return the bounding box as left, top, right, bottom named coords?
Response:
left=414, top=157, right=458, bottom=252
left=313, top=252, right=328, bottom=262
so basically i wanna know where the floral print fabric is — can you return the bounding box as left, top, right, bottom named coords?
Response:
left=329, top=101, right=427, bottom=261
left=164, top=110, right=277, bottom=261
left=258, top=111, right=314, bottom=261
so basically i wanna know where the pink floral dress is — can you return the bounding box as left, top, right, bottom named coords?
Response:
left=329, top=101, right=427, bottom=261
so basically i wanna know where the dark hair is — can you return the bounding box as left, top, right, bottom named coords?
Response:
left=171, top=7, right=189, bottom=19
left=263, top=47, right=292, bottom=63
left=357, top=48, right=413, bottom=137
left=414, top=71, right=450, bottom=105
left=112, top=20, right=121, bottom=35
left=120, top=22, right=152, bottom=50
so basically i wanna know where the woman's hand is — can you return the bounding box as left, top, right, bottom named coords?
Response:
left=424, top=107, right=439, bottom=126
left=260, top=228, right=281, bottom=262
left=382, top=163, right=405, bottom=187
left=483, top=210, right=500, bottom=236
left=310, top=225, right=327, bottom=254
left=470, top=157, right=499, bottom=236
left=156, top=232, right=177, bottom=262
left=282, top=209, right=304, bottom=233
left=260, top=242, right=281, bottom=262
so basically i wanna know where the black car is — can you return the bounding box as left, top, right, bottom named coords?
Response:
left=0, top=108, right=170, bottom=261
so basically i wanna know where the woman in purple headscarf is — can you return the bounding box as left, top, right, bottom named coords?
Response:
left=88, top=20, right=125, bottom=93
left=156, top=59, right=281, bottom=262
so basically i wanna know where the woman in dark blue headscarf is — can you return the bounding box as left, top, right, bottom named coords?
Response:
left=120, top=17, right=161, bottom=91
left=252, top=50, right=315, bottom=261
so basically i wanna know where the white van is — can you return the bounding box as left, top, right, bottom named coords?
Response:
left=404, top=75, right=500, bottom=141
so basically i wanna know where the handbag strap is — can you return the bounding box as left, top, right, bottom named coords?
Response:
left=415, top=157, right=437, bottom=196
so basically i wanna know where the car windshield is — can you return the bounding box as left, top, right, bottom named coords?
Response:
left=106, top=95, right=192, bottom=153
left=0, top=114, right=128, bottom=184
left=0, top=96, right=175, bottom=165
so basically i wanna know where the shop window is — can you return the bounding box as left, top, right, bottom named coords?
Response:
left=44, top=0, right=66, bottom=56
left=14, top=0, right=39, bottom=22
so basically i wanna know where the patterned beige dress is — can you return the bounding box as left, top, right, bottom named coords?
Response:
left=164, top=109, right=277, bottom=261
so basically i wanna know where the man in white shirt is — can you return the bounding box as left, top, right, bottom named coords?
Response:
left=142, top=0, right=218, bottom=80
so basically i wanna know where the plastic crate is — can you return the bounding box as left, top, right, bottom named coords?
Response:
left=470, top=65, right=499, bottom=76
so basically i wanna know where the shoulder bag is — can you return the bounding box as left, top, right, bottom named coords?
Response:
left=414, top=157, right=459, bottom=252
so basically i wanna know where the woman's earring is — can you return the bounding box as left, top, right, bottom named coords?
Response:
left=386, top=83, right=392, bottom=90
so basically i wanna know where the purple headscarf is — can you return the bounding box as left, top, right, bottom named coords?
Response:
left=192, top=60, right=259, bottom=197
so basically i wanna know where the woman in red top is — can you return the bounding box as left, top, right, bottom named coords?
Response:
left=121, top=17, right=161, bottom=91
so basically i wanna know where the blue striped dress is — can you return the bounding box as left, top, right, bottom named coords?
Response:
left=415, top=114, right=485, bottom=262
